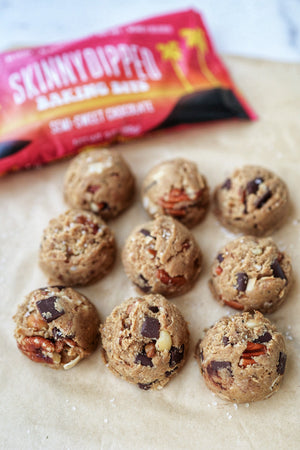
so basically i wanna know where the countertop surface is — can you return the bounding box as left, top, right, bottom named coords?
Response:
left=0, top=0, right=300, bottom=62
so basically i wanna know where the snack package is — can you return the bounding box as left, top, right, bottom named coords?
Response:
left=0, top=9, right=256, bottom=175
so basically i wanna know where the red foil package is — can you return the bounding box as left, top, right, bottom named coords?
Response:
left=0, top=9, right=256, bottom=175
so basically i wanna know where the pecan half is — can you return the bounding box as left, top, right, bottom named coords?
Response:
left=18, top=336, right=55, bottom=364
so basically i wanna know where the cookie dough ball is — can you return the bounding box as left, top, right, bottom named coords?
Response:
left=195, top=311, right=287, bottom=403
left=213, top=165, right=289, bottom=235
left=122, top=215, right=202, bottom=297
left=101, top=294, right=189, bottom=390
left=209, top=236, right=292, bottom=313
left=142, top=158, right=209, bottom=228
left=39, top=209, right=115, bottom=286
left=13, top=286, right=100, bottom=369
left=64, top=148, right=135, bottom=220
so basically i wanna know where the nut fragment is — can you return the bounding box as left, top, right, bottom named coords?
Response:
left=26, top=312, right=47, bottom=330
left=246, top=319, right=260, bottom=329
left=246, top=278, right=256, bottom=292
left=156, top=330, right=172, bottom=352
left=145, top=342, right=156, bottom=358
left=63, top=355, right=81, bottom=370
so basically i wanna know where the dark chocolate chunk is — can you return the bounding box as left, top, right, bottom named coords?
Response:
left=169, top=345, right=184, bottom=367
left=217, top=253, right=224, bottom=263
left=246, top=177, right=263, bottom=195
left=255, top=189, right=272, bottom=209
left=253, top=332, right=272, bottom=343
left=135, top=353, right=153, bottom=367
left=200, top=349, right=204, bottom=361
left=141, top=316, right=160, bottom=339
left=148, top=306, right=159, bottom=313
left=271, top=259, right=287, bottom=281
left=221, top=178, right=231, bottom=190
left=52, top=327, right=64, bottom=340
left=0, top=139, right=31, bottom=159
left=207, top=360, right=232, bottom=377
left=277, top=352, right=287, bottom=375
left=36, top=296, right=65, bottom=323
left=137, top=284, right=151, bottom=293
left=136, top=274, right=151, bottom=293
left=50, top=285, right=66, bottom=291
left=138, top=382, right=151, bottom=390
left=165, top=369, right=177, bottom=377
left=236, top=272, right=248, bottom=292
left=140, top=228, right=151, bottom=237
left=222, top=336, right=230, bottom=346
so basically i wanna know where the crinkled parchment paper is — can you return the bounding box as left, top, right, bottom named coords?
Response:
left=0, top=57, right=299, bottom=449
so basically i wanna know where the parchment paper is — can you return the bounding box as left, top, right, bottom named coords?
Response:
left=1, top=56, right=299, bottom=450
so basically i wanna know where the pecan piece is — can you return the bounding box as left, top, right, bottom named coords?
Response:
left=75, top=215, right=99, bottom=234
left=145, top=342, right=156, bottom=358
left=156, top=269, right=186, bottom=286
left=87, top=184, right=100, bottom=194
left=26, top=312, right=47, bottom=330
left=223, top=299, right=244, bottom=310
left=157, top=188, right=198, bottom=217
left=215, top=266, right=223, bottom=275
left=239, top=342, right=267, bottom=367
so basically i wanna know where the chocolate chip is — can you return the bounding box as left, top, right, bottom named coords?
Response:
left=246, top=177, right=264, bottom=195
left=271, top=259, right=287, bottom=280
left=140, top=228, right=151, bottom=237
left=36, top=296, right=65, bottom=323
left=137, top=382, right=153, bottom=390
left=217, top=253, right=224, bottom=263
left=136, top=274, right=151, bottom=293
left=207, top=360, right=232, bottom=377
left=141, top=317, right=160, bottom=339
left=135, top=353, right=153, bottom=367
left=50, top=285, right=66, bottom=291
left=255, top=189, right=272, bottom=209
left=222, top=336, right=230, bottom=346
left=200, top=349, right=204, bottom=361
left=169, top=345, right=184, bottom=367
left=137, top=284, right=151, bottom=293
left=236, top=272, right=248, bottom=292
left=52, top=327, right=64, bottom=340
left=221, top=178, right=231, bottom=190
left=0, top=139, right=31, bottom=159
left=148, top=306, right=159, bottom=313
left=253, top=332, right=272, bottom=343
left=165, top=369, right=177, bottom=377
left=277, top=352, right=287, bottom=375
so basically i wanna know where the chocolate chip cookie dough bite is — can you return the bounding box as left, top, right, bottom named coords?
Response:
left=213, top=165, right=289, bottom=235
left=195, top=311, right=287, bottom=403
left=64, top=148, right=135, bottom=220
left=141, top=158, right=209, bottom=228
left=13, top=286, right=100, bottom=369
left=122, top=215, right=202, bottom=297
left=39, top=209, right=115, bottom=286
left=209, top=236, right=292, bottom=313
left=101, top=294, right=189, bottom=390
